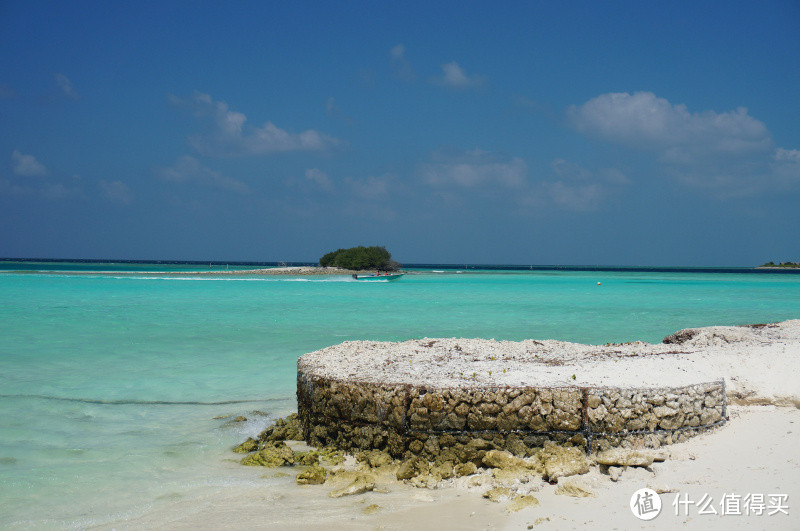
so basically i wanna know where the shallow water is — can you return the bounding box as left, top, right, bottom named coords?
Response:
left=0, top=265, right=798, bottom=527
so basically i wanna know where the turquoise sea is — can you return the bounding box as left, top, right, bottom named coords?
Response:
left=1, top=262, right=799, bottom=528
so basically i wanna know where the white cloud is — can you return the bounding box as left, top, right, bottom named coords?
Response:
left=527, top=159, right=629, bottom=212
left=432, top=62, right=484, bottom=89
left=157, top=155, right=250, bottom=194
left=420, top=149, right=526, bottom=188
left=305, top=168, right=332, bottom=190
left=170, top=92, right=340, bottom=157
left=98, top=180, right=133, bottom=204
left=390, top=44, right=416, bottom=81
left=11, top=150, right=48, bottom=176
left=345, top=174, right=395, bottom=200
left=542, top=181, right=605, bottom=212
left=568, top=92, right=771, bottom=157
left=771, top=148, right=800, bottom=187
left=54, top=73, right=79, bottom=99
left=568, top=91, right=798, bottom=195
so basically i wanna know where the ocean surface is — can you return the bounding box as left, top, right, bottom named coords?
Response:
left=1, top=261, right=798, bottom=528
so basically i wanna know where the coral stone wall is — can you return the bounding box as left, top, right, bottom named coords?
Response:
left=297, top=370, right=726, bottom=456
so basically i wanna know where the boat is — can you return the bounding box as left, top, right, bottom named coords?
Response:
left=352, top=273, right=404, bottom=281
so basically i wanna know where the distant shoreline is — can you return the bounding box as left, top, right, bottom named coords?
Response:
left=3, top=259, right=800, bottom=275
left=5, top=266, right=366, bottom=276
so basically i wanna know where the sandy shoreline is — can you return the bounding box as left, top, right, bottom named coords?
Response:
left=107, top=320, right=799, bottom=530
left=107, top=406, right=798, bottom=530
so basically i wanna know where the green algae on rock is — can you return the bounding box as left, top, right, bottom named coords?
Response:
left=240, top=442, right=295, bottom=467
left=233, top=437, right=258, bottom=454
left=296, top=465, right=327, bottom=485
left=259, top=413, right=304, bottom=442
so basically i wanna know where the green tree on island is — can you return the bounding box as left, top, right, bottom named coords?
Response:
left=319, top=246, right=401, bottom=271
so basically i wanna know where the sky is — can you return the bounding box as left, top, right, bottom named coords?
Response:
left=1, top=1, right=799, bottom=266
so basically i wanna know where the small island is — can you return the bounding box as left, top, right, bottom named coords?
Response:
left=758, top=261, right=800, bottom=269
left=319, top=245, right=401, bottom=272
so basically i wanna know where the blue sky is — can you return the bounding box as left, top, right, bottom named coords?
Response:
left=1, top=1, right=798, bottom=266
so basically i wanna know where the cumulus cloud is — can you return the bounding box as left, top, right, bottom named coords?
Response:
left=157, top=155, right=250, bottom=194
left=170, top=92, right=340, bottom=157
left=568, top=91, right=771, bottom=158
left=54, top=73, right=79, bottom=99
left=432, top=62, right=484, bottom=89
left=98, top=180, right=133, bottom=204
left=11, top=150, right=48, bottom=176
left=568, top=91, right=798, bottom=195
left=420, top=149, right=526, bottom=188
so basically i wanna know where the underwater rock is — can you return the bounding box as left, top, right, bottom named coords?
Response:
left=329, top=475, right=375, bottom=498
left=362, top=504, right=382, bottom=515
left=233, top=416, right=247, bottom=422
left=233, top=437, right=258, bottom=454
left=296, top=465, right=327, bottom=485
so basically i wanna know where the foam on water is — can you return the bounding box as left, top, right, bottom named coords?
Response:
left=1, top=265, right=799, bottom=526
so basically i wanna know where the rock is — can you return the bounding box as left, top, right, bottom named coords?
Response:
left=409, top=474, right=441, bottom=489
left=409, top=440, right=424, bottom=454
left=647, top=482, right=676, bottom=494
left=362, top=504, right=381, bottom=515
left=233, top=437, right=258, bottom=454
left=506, top=495, right=540, bottom=513
left=555, top=478, right=595, bottom=497
left=454, top=462, right=478, bottom=477
left=651, top=449, right=669, bottom=462
left=240, top=442, right=294, bottom=467
left=259, top=413, right=303, bottom=442
left=396, top=456, right=430, bottom=480
left=538, top=444, right=590, bottom=482
left=358, top=449, right=393, bottom=468
left=296, top=465, right=327, bottom=485
left=430, top=460, right=455, bottom=479
left=329, top=475, right=375, bottom=498
left=483, top=487, right=514, bottom=502
left=233, top=416, right=247, bottom=422
left=317, top=447, right=345, bottom=466
left=492, top=466, right=536, bottom=486
left=482, top=449, right=528, bottom=469
left=608, top=466, right=624, bottom=482
left=596, top=448, right=655, bottom=467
